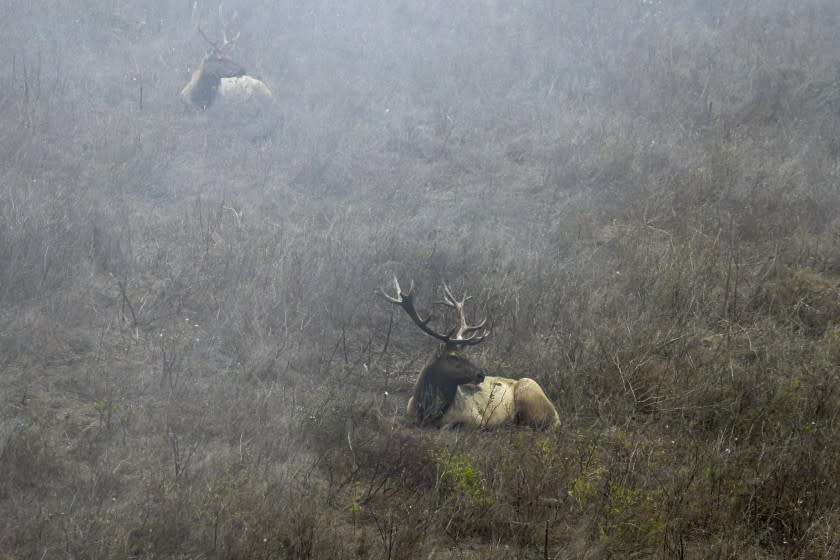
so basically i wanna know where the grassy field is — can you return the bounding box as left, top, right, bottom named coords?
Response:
left=2, top=1, right=840, bottom=558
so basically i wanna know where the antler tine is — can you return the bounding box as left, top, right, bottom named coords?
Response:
left=440, top=282, right=477, bottom=307
left=382, top=277, right=490, bottom=347
left=381, top=277, right=451, bottom=344
left=381, top=276, right=409, bottom=303
left=461, top=317, right=488, bottom=337
left=221, top=29, right=240, bottom=49
left=198, top=26, right=218, bottom=51
left=400, top=276, right=414, bottom=297
left=439, top=282, right=490, bottom=345
left=216, top=2, right=240, bottom=50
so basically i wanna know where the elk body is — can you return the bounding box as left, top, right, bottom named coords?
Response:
left=180, top=29, right=276, bottom=138
left=180, top=53, right=273, bottom=111
left=383, top=278, right=560, bottom=430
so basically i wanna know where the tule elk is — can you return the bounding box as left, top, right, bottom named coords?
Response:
left=382, top=277, right=560, bottom=430
left=180, top=27, right=277, bottom=139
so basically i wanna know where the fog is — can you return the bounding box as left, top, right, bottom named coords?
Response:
left=2, top=1, right=840, bottom=557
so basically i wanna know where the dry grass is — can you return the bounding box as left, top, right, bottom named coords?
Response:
left=1, top=1, right=840, bottom=558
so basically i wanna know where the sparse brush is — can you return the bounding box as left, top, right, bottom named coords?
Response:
left=2, top=0, right=840, bottom=558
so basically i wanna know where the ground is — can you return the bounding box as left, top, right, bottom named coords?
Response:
left=1, top=1, right=840, bottom=558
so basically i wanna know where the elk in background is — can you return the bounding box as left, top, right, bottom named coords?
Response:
left=383, top=277, right=560, bottom=430
left=180, top=8, right=276, bottom=139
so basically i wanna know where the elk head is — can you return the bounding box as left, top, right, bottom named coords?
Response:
left=181, top=26, right=246, bottom=110
left=382, top=277, right=491, bottom=425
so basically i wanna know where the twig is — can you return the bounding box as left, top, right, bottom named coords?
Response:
left=118, top=278, right=139, bottom=328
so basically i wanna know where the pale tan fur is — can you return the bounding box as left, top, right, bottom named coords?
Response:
left=180, top=54, right=277, bottom=139
left=513, top=378, right=561, bottom=429
left=216, top=76, right=273, bottom=107
left=407, top=375, right=560, bottom=430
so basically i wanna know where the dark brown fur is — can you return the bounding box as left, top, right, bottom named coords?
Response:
left=408, top=349, right=485, bottom=426
left=182, top=55, right=246, bottom=109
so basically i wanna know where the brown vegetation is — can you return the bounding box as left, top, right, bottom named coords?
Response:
left=1, top=1, right=840, bottom=558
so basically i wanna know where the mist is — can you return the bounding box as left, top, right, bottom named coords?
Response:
left=2, top=1, right=840, bottom=557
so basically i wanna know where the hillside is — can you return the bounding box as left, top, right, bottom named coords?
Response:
left=1, top=1, right=840, bottom=558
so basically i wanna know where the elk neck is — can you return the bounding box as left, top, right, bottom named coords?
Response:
left=411, top=352, right=461, bottom=426
left=186, top=69, right=221, bottom=109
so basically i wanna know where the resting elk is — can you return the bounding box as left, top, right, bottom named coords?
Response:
left=383, top=277, right=560, bottom=430
left=180, top=26, right=276, bottom=138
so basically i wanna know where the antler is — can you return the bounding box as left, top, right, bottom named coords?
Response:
left=218, top=4, right=240, bottom=51
left=197, top=3, right=240, bottom=55
left=382, top=277, right=489, bottom=347
left=439, top=283, right=489, bottom=343
left=197, top=26, right=220, bottom=51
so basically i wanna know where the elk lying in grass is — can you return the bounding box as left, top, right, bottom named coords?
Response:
left=180, top=26, right=276, bottom=138
left=383, top=277, right=560, bottom=430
